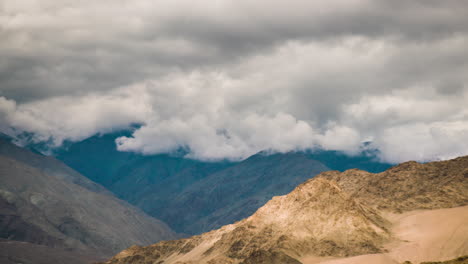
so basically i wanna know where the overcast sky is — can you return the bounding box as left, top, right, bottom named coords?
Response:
left=1, top=0, right=468, bottom=163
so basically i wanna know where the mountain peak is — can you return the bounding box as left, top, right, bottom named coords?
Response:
left=242, top=177, right=390, bottom=256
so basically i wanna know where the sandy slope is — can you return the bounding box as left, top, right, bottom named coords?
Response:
left=301, top=206, right=468, bottom=264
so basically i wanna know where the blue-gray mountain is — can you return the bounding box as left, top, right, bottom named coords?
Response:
left=55, top=131, right=392, bottom=235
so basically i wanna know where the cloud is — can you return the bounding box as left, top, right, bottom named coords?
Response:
left=0, top=0, right=468, bottom=163
left=342, top=88, right=468, bottom=162
left=0, top=86, right=152, bottom=145
left=1, top=0, right=467, bottom=101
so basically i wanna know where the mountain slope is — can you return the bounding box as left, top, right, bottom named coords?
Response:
left=160, top=152, right=330, bottom=234
left=55, top=132, right=234, bottom=233
left=0, top=139, right=177, bottom=262
left=103, top=177, right=390, bottom=264
left=0, top=239, right=103, bottom=264
left=102, top=156, right=468, bottom=264
left=0, top=137, right=107, bottom=194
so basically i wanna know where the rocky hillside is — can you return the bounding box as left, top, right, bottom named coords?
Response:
left=0, top=139, right=177, bottom=263
left=102, top=156, right=468, bottom=264
left=321, top=156, right=468, bottom=212
left=103, top=179, right=391, bottom=264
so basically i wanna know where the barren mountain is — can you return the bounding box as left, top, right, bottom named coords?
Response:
left=321, top=156, right=468, bottom=212
left=103, top=178, right=391, bottom=264
left=102, top=156, right=468, bottom=264
left=0, top=139, right=177, bottom=263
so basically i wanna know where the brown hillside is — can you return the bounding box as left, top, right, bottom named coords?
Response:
left=101, top=156, right=468, bottom=264
left=321, top=156, right=468, bottom=212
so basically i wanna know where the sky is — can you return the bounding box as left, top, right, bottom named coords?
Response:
left=1, top=0, right=468, bottom=163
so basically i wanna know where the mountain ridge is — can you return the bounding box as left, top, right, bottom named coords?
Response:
left=53, top=132, right=391, bottom=234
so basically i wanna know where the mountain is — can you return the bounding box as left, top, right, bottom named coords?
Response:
left=100, top=178, right=391, bottom=264
left=158, top=152, right=330, bottom=234
left=55, top=131, right=234, bottom=188
left=0, top=139, right=177, bottom=263
left=54, top=132, right=391, bottom=234
left=101, top=156, right=468, bottom=264
left=321, top=157, right=468, bottom=212
left=0, top=239, right=103, bottom=264
left=55, top=132, right=234, bottom=231
left=58, top=136, right=331, bottom=234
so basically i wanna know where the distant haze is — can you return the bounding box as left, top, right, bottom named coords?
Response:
left=1, top=0, right=468, bottom=163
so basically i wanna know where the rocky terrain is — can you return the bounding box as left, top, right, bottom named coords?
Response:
left=0, top=139, right=177, bottom=263
left=321, top=157, right=468, bottom=212
left=101, top=156, right=468, bottom=264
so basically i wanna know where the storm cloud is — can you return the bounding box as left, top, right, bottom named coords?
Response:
left=1, top=0, right=468, bottom=162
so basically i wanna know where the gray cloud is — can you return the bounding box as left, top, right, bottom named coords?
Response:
left=0, top=0, right=467, bottom=162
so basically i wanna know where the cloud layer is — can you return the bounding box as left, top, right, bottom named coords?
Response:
left=1, top=0, right=468, bottom=163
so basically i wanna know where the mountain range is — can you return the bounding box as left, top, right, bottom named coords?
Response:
left=1, top=131, right=467, bottom=263
left=101, top=155, right=468, bottom=264
left=54, top=131, right=392, bottom=234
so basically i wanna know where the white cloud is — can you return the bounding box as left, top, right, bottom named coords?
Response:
left=342, top=88, right=468, bottom=162
left=0, top=86, right=153, bottom=145
left=375, top=121, right=468, bottom=163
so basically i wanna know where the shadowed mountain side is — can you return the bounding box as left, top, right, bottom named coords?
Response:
left=55, top=132, right=233, bottom=192
left=0, top=138, right=108, bottom=194
left=0, top=239, right=105, bottom=264
left=0, top=196, right=63, bottom=247
left=0, top=139, right=177, bottom=262
left=0, top=156, right=176, bottom=253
